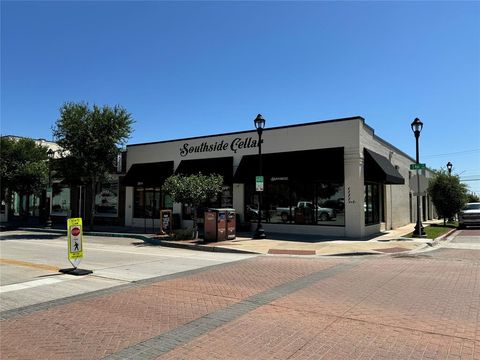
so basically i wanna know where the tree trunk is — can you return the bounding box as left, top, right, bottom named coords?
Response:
left=89, top=180, right=96, bottom=231
left=192, top=206, right=198, bottom=240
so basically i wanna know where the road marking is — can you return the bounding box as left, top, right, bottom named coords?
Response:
left=0, top=277, right=64, bottom=294
left=0, top=258, right=59, bottom=272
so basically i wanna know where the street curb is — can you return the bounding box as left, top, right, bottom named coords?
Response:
left=15, top=227, right=154, bottom=242
left=155, top=240, right=258, bottom=254
left=435, top=228, right=457, bottom=241
left=12, top=227, right=256, bottom=254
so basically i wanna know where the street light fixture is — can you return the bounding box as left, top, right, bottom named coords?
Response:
left=46, top=149, right=55, bottom=228
left=253, top=114, right=267, bottom=239
left=446, top=161, right=452, bottom=175
left=411, top=118, right=425, bottom=237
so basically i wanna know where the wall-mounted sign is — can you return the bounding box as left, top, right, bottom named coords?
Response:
left=179, top=137, right=259, bottom=157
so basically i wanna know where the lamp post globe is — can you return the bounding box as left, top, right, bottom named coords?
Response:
left=447, top=161, right=453, bottom=175
left=411, top=117, right=423, bottom=136
left=253, top=114, right=267, bottom=239
left=411, top=118, right=425, bottom=237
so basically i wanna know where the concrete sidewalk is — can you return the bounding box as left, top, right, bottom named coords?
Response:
left=154, top=220, right=451, bottom=256
left=11, top=220, right=452, bottom=256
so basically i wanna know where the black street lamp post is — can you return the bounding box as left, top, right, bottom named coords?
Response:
left=253, top=114, right=266, bottom=239
left=46, top=149, right=54, bottom=228
left=411, top=118, right=425, bottom=237
left=447, top=161, right=452, bottom=175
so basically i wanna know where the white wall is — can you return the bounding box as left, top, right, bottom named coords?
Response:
left=124, top=117, right=423, bottom=238
left=125, top=118, right=363, bottom=231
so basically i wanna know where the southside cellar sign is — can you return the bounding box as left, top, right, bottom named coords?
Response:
left=180, top=137, right=259, bottom=157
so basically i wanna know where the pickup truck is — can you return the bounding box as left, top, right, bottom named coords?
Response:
left=275, top=201, right=335, bottom=223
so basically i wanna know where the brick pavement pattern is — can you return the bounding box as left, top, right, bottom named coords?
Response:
left=1, top=250, right=479, bottom=360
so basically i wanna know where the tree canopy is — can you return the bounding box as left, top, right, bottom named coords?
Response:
left=52, top=102, right=134, bottom=228
left=162, top=173, right=223, bottom=238
left=0, top=136, right=49, bottom=196
left=427, top=170, right=468, bottom=224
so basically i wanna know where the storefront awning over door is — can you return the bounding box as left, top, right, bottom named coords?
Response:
left=364, top=149, right=404, bottom=184
left=175, top=157, right=233, bottom=183
left=122, top=161, right=174, bottom=187
left=234, top=148, right=344, bottom=183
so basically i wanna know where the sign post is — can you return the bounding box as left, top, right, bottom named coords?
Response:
left=59, top=218, right=92, bottom=276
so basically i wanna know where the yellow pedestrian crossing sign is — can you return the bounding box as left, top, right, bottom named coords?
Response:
left=67, top=218, right=83, bottom=267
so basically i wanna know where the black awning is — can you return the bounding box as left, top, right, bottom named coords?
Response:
left=122, top=161, right=174, bottom=187
left=364, top=149, right=404, bottom=185
left=175, top=157, right=233, bottom=183
left=234, top=148, right=344, bottom=183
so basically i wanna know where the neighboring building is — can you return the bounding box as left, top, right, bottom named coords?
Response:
left=123, top=116, right=436, bottom=239
left=1, top=135, right=127, bottom=227
left=0, top=137, right=61, bottom=225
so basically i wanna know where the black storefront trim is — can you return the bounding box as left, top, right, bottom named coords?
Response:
left=122, top=161, right=174, bottom=187
left=175, top=157, right=233, bottom=183
left=364, top=149, right=404, bottom=185
left=234, top=148, right=344, bottom=183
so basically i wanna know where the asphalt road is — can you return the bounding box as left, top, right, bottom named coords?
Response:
left=1, top=228, right=479, bottom=359
left=0, top=230, right=256, bottom=311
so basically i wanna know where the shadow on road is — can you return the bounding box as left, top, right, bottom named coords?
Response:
left=0, top=234, right=64, bottom=241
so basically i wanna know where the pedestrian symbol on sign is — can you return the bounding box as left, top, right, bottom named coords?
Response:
left=60, top=218, right=92, bottom=276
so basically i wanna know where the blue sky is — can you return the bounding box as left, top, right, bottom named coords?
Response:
left=1, top=1, right=479, bottom=194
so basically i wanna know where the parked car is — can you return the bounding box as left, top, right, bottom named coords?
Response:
left=458, top=202, right=480, bottom=229
left=276, top=201, right=335, bottom=222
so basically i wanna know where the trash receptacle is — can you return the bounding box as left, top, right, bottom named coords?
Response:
left=204, top=208, right=235, bottom=242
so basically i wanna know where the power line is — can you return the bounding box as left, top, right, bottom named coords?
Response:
left=423, top=148, right=480, bottom=158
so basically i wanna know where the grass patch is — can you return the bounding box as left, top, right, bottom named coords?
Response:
left=405, top=222, right=457, bottom=239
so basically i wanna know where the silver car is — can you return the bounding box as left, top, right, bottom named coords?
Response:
left=458, top=202, right=480, bottom=229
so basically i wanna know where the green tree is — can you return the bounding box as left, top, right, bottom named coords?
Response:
left=0, top=136, right=49, bottom=219
left=427, top=170, right=468, bottom=225
left=52, top=102, right=134, bottom=230
left=162, top=173, right=223, bottom=239
left=466, top=193, right=479, bottom=203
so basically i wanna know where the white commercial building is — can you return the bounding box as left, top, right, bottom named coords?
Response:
left=123, top=116, right=435, bottom=238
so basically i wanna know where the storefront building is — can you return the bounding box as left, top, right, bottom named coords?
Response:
left=124, top=116, right=435, bottom=238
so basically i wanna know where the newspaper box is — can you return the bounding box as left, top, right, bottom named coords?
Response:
left=204, top=208, right=236, bottom=242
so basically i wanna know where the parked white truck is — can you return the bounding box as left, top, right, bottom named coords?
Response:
left=275, top=201, right=335, bottom=223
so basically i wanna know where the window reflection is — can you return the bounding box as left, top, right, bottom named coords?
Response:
left=245, top=179, right=345, bottom=226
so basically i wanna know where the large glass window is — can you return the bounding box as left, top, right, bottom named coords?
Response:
left=51, top=185, right=70, bottom=216
left=9, top=193, right=40, bottom=216
left=133, top=187, right=172, bottom=218
left=95, top=180, right=118, bottom=217
left=181, top=185, right=231, bottom=220
left=245, top=179, right=345, bottom=226
left=364, top=183, right=380, bottom=225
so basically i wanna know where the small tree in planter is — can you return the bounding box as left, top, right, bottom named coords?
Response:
left=162, top=173, right=223, bottom=239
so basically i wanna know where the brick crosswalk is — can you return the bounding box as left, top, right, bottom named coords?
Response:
left=1, top=251, right=479, bottom=360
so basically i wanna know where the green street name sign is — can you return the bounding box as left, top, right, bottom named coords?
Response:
left=410, top=163, right=426, bottom=170
left=255, top=176, right=264, bottom=192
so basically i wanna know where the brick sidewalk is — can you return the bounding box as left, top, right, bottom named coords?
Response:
left=1, top=252, right=479, bottom=359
